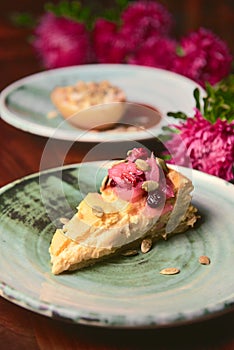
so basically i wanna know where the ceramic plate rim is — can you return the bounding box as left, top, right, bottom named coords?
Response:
left=0, top=64, right=204, bottom=142
left=0, top=162, right=234, bottom=328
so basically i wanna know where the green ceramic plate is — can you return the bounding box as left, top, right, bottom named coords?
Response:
left=0, top=64, right=203, bottom=142
left=0, top=162, right=233, bottom=328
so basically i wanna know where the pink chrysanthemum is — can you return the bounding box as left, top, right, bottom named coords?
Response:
left=33, top=13, right=91, bottom=68
left=92, top=18, right=128, bottom=63
left=173, top=28, right=233, bottom=87
left=120, top=1, right=173, bottom=49
left=127, top=35, right=177, bottom=70
left=93, top=2, right=173, bottom=65
left=165, top=110, right=234, bottom=181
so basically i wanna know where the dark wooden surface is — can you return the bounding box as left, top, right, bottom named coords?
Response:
left=0, top=1, right=234, bottom=349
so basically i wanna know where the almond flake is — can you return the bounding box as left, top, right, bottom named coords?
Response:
left=199, top=255, right=210, bottom=265
left=156, top=157, right=169, bottom=173
left=47, top=110, right=58, bottom=119
left=121, top=249, right=138, bottom=257
left=142, top=180, right=159, bottom=192
left=59, top=217, right=69, bottom=225
left=135, top=159, right=150, bottom=171
left=160, top=267, right=180, bottom=275
left=141, top=237, right=152, bottom=253
left=92, top=206, right=104, bottom=217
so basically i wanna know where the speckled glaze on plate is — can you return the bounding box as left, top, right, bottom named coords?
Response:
left=0, top=64, right=203, bottom=142
left=0, top=162, right=233, bottom=328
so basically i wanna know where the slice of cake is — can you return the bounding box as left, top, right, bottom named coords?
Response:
left=49, top=148, right=199, bottom=274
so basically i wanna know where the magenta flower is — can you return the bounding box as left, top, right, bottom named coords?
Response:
left=126, top=147, right=149, bottom=162
left=30, top=1, right=233, bottom=91
left=109, top=161, right=145, bottom=188
left=92, top=18, right=128, bottom=63
left=108, top=160, right=146, bottom=202
left=165, top=109, right=234, bottom=181
left=93, top=1, right=173, bottom=64
left=33, top=13, right=91, bottom=68
left=127, top=35, right=177, bottom=70
left=120, top=1, right=173, bottom=49
left=173, top=28, right=233, bottom=86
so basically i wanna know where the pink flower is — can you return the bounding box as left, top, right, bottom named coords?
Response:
left=109, top=161, right=145, bottom=189
left=108, top=161, right=146, bottom=202
left=126, top=147, right=149, bottom=161
left=120, top=1, right=173, bottom=48
left=173, top=28, right=233, bottom=86
left=165, top=110, right=234, bottom=181
left=93, top=1, right=174, bottom=64
left=145, top=152, right=160, bottom=183
left=92, top=19, right=128, bottom=63
left=127, top=35, right=177, bottom=70
left=33, top=13, right=91, bottom=68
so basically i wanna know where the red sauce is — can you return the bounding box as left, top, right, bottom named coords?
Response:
left=116, top=101, right=162, bottom=130
left=90, top=101, right=162, bottom=133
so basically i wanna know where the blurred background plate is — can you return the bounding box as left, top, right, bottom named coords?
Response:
left=0, top=64, right=203, bottom=142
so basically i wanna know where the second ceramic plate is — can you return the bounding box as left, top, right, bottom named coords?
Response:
left=0, top=64, right=203, bottom=142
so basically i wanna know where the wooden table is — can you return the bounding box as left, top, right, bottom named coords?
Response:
left=0, top=13, right=234, bottom=350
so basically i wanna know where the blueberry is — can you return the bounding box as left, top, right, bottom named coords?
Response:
left=110, top=179, right=117, bottom=187
left=147, top=189, right=165, bottom=208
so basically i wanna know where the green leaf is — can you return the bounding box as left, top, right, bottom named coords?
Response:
left=45, top=1, right=91, bottom=27
left=167, top=74, right=234, bottom=125
left=44, top=0, right=130, bottom=29
left=10, top=12, right=36, bottom=28
left=116, top=0, right=129, bottom=8
left=167, top=111, right=188, bottom=120
left=161, top=126, right=180, bottom=133
left=202, top=75, right=234, bottom=123
left=102, top=0, right=129, bottom=23
left=161, top=154, right=172, bottom=161
left=193, top=88, right=201, bottom=110
left=176, top=45, right=184, bottom=57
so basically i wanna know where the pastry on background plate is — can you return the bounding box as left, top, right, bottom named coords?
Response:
left=49, top=148, right=199, bottom=274
left=50, top=80, right=126, bottom=130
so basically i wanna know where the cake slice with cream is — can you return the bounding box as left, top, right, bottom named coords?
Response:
left=49, top=148, right=199, bottom=274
